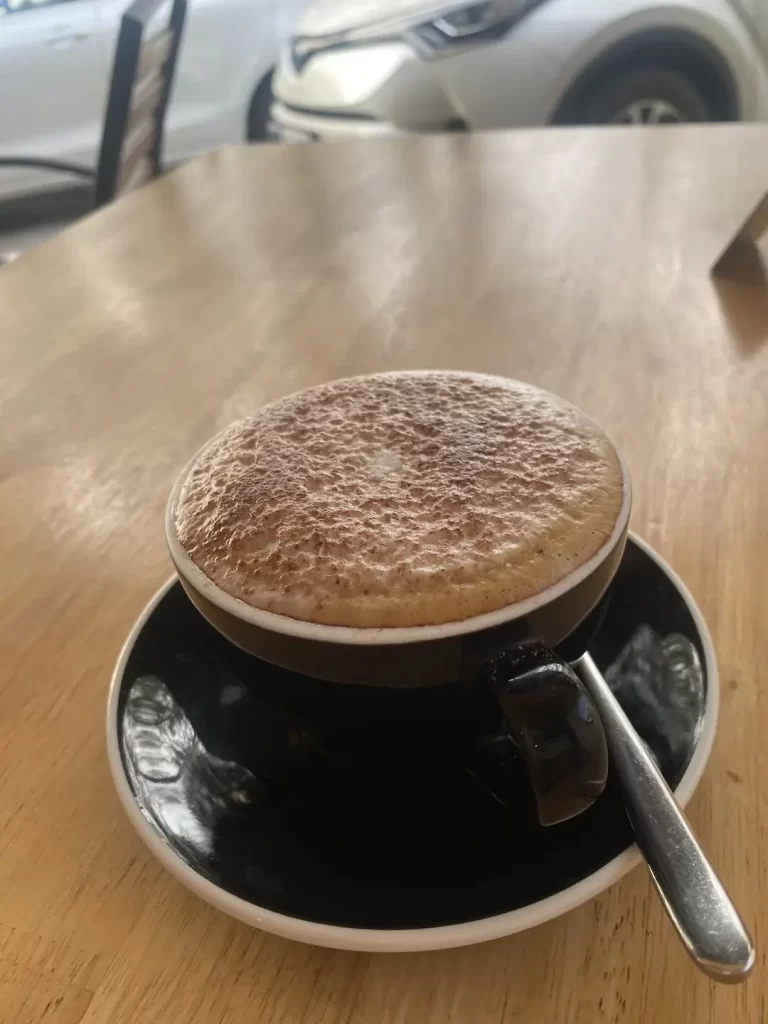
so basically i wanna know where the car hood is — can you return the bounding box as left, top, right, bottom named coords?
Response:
left=295, top=0, right=452, bottom=37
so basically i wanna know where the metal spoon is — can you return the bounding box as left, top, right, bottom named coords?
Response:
left=576, top=651, right=754, bottom=983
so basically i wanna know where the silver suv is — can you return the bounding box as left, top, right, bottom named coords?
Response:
left=271, top=0, right=768, bottom=141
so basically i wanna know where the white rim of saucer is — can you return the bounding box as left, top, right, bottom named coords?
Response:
left=106, top=531, right=719, bottom=953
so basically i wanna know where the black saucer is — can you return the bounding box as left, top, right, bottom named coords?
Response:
left=108, top=535, right=715, bottom=946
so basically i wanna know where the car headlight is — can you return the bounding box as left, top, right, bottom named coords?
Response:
left=409, top=0, right=546, bottom=56
left=288, top=0, right=546, bottom=74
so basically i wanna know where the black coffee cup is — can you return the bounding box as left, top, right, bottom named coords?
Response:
left=166, top=453, right=631, bottom=826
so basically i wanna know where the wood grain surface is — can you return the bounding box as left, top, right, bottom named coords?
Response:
left=1, top=126, right=767, bottom=1023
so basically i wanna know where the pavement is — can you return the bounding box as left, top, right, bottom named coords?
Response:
left=0, top=188, right=90, bottom=258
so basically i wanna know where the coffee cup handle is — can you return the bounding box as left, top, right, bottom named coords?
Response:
left=479, top=642, right=609, bottom=826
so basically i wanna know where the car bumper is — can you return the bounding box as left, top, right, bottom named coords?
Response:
left=268, top=101, right=403, bottom=142
left=271, top=10, right=576, bottom=142
left=271, top=39, right=462, bottom=142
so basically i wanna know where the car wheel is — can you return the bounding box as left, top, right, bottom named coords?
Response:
left=569, top=66, right=711, bottom=125
left=247, top=70, right=274, bottom=142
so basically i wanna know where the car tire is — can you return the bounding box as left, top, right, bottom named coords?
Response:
left=568, top=66, right=711, bottom=125
left=247, top=70, right=275, bottom=142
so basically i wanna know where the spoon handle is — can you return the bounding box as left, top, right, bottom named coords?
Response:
left=576, top=652, right=754, bottom=983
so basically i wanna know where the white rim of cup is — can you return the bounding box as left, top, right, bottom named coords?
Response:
left=165, top=388, right=633, bottom=647
left=106, top=531, right=719, bottom=952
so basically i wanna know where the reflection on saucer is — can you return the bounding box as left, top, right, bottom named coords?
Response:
left=606, top=627, right=703, bottom=767
left=123, top=676, right=262, bottom=861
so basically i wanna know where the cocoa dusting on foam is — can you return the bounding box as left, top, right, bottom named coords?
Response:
left=174, top=372, right=624, bottom=628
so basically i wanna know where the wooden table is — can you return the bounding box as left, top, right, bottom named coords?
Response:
left=1, top=126, right=766, bottom=1023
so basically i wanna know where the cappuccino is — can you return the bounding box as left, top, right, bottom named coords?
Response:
left=173, top=372, right=624, bottom=628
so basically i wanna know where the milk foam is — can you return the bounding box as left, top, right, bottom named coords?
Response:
left=174, top=372, right=625, bottom=628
